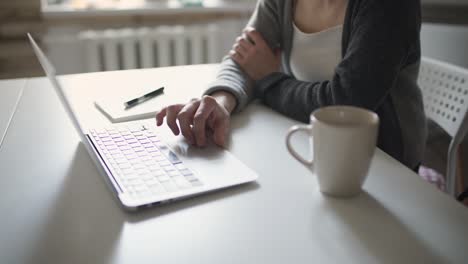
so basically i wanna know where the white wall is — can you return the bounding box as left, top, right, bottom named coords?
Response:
left=421, top=23, right=468, bottom=68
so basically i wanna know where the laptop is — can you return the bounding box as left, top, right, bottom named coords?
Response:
left=28, top=33, right=258, bottom=211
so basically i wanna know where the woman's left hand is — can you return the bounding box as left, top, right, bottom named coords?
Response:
left=229, top=27, right=281, bottom=81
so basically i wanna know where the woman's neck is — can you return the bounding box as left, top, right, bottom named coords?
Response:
left=294, top=0, right=348, bottom=33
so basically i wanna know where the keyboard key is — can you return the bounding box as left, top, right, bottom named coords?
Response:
left=168, top=171, right=180, bottom=177
left=175, top=164, right=187, bottom=170
left=103, top=146, right=116, bottom=151
left=111, top=153, right=125, bottom=159
left=122, top=149, right=134, bottom=155
left=185, top=175, right=197, bottom=182
left=157, top=175, right=171, bottom=182
left=119, top=146, right=131, bottom=151
left=173, top=177, right=191, bottom=189
left=133, top=147, right=145, bottom=152
left=152, top=170, right=165, bottom=177
left=144, top=161, right=157, bottom=168
left=180, top=169, right=193, bottom=176
left=120, top=168, right=134, bottom=175
left=143, top=146, right=157, bottom=152
left=129, top=142, right=141, bottom=148
left=191, top=180, right=203, bottom=187
left=149, top=137, right=160, bottom=143
left=141, top=174, right=153, bottom=181
left=138, top=168, right=152, bottom=174
left=159, top=161, right=171, bottom=167
left=146, top=179, right=159, bottom=186
left=163, top=166, right=176, bottom=172
left=167, top=151, right=182, bottom=164
left=141, top=156, right=152, bottom=162
left=114, top=157, right=128, bottom=164
left=146, top=146, right=159, bottom=152
left=134, top=185, right=148, bottom=193
left=150, top=152, right=162, bottom=158
left=150, top=185, right=165, bottom=195
left=154, top=156, right=166, bottom=162
left=126, top=154, right=139, bottom=161
left=109, top=149, right=121, bottom=155
left=133, top=163, right=145, bottom=169
left=157, top=143, right=168, bottom=150
left=118, top=163, right=131, bottom=169
left=116, top=142, right=127, bottom=147
left=130, top=160, right=142, bottom=166
left=130, top=178, right=145, bottom=187
left=162, top=181, right=178, bottom=192
left=148, top=164, right=161, bottom=171
left=122, top=173, right=139, bottom=180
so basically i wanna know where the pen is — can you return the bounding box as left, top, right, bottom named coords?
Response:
left=124, top=87, right=164, bottom=109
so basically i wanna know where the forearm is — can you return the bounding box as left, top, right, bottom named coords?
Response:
left=255, top=73, right=328, bottom=123
left=203, top=0, right=282, bottom=113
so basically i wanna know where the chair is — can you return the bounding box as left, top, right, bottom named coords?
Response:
left=417, top=57, right=468, bottom=198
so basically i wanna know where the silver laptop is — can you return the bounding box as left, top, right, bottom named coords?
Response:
left=28, top=33, right=258, bottom=211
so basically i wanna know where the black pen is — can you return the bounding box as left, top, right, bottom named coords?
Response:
left=124, top=87, right=164, bottom=109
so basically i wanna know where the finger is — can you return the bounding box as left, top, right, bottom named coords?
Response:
left=193, top=96, right=217, bottom=147
left=155, top=107, right=167, bottom=126
left=243, top=28, right=267, bottom=48
left=241, top=30, right=256, bottom=45
left=233, top=43, right=248, bottom=57
left=236, top=36, right=254, bottom=50
left=177, top=101, right=200, bottom=145
left=212, top=118, right=229, bottom=147
left=229, top=50, right=244, bottom=64
left=165, top=104, right=184, bottom=135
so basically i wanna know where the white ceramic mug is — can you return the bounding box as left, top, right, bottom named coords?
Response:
left=285, top=106, right=379, bottom=197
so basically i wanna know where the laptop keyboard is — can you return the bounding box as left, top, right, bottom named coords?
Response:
left=90, top=125, right=203, bottom=199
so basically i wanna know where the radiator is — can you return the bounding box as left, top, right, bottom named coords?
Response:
left=79, top=25, right=221, bottom=72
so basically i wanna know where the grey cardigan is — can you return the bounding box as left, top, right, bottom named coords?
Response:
left=204, top=0, right=427, bottom=170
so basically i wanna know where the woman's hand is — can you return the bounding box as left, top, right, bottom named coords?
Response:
left=230, top=27, right=281, bottom=81
left=155, top=91, right=236, bottom=148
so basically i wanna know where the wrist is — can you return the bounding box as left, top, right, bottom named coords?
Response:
left=211, top=91, right=237, bottom=114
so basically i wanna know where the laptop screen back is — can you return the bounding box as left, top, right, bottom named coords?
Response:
left=28, top=33, right=88, bottom=143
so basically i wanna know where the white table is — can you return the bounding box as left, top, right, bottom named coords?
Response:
left=0, top=78, right=26, bottom=148
left=1, top=65, right=467, bottom=264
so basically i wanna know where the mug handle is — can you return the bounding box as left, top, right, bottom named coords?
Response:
left=285, top=125, right=314, bottom=167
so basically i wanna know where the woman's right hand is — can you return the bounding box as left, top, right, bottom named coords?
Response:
left=155, top=91, right=236, bottom=148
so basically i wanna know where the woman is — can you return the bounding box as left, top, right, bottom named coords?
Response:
left=156, top=0, right=427, bottom=170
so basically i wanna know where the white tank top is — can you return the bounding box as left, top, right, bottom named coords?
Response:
left=290, top=23, right=343, bottom=82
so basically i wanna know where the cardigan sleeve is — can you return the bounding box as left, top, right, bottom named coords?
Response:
left=203, top=0, right=283, bottom=113
left=255, top=0, right=416, bottom=123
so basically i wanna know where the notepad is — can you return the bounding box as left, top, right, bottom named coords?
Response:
left=95, top=91, right=164, bottom=123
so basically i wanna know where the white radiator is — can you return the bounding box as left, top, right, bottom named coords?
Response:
left=78, top=25, right=221, bottom=72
